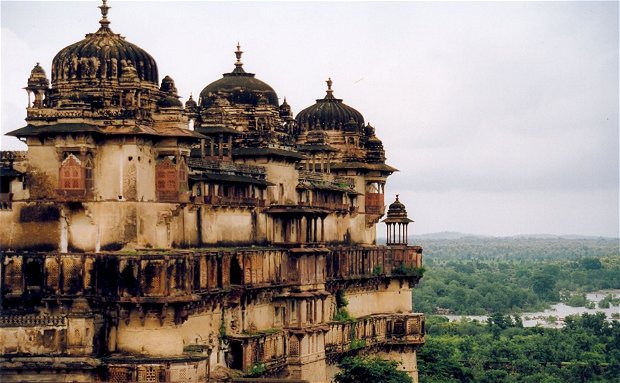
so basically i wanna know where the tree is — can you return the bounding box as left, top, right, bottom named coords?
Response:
left=334, top=356, right=413, bottom=383
left=579, top=257, right=602, bottom=270
left=531, top=271, right=557, bottom=300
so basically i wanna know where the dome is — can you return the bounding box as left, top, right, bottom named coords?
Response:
left=158, top=96, right=183, bottom=108
left=384, top=195, right=413, bottom=223
left=199, top=44, right=278, bottom=108
left=279, top=97, right=293, bottom=118
left=295, top=78, right=365, bottom=131
left=27, top=63, right=49, bottom=89
left=50, top=1, right=158, bottom=87
left=185, top=94, right=198, bottom=109
left=157, top=75, right=182, bottom=108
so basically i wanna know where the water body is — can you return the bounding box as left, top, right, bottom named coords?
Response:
left=443, top=290, right=620, bottom=328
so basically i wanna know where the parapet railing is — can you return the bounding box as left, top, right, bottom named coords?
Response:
left=325, top=313, right=425, bottom=357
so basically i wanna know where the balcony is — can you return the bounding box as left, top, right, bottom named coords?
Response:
left=326, top=246, right=423, bottom=283
left=226, top=331, right=287, bottom=375
left=365, top=193, right=384, bottom=215
left=325, top=313, right=425, bottom=357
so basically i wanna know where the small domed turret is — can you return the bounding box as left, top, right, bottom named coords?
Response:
left=383, top=195, right=414, bottom=245
left=27, top=63, right=49, bottom=88
left=364, top=124, right=386, bottom=163
left=185, top=94, right=197, bottom=109
left=25, top=62, right=50, bottom=108
left=386, top=195, right=409, bottom=220
left=160, top=75, right=178, bottom=94
left=279, top=97, right=293, bottom=119
left=157, top=75, right=182, bottom=108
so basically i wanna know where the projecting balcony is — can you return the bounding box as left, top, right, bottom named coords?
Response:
left=326, top=246, right=424, bottom=284
left=225, top=331, right=287, bottom=375
left=365, top=192, right=385, bottom=215
left=325, top=313, right=425, bottom=358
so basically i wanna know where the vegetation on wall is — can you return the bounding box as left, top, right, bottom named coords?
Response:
left=333, top=289, right=355, bottom=322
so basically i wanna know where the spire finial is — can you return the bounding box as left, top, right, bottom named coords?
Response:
left=326, top=77, right=334, bottom=98
left=235, top=42, right=243, bottom=68
left=98, top=0, right=111, bottom=29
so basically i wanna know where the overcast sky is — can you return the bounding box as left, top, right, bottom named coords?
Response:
left=1, top=1, right=618, bottom=237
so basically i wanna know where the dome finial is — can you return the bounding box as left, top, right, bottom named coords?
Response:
left=235, top=42, right=244, bottom=68
left=326, top=77, right=334, bottom=98
left=98, top=0, right=111, bottom=29
left=396, top=194, right=399, bottom=201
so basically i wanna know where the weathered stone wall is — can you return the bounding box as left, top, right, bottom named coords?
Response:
left=97, top=141, right=157, bottom=202
left=201, top=208, right=254, bottom=245
left=0, top=315, right=96, bottom=357
left=344, top=280, right=414, bottom=318
left=115, top=307, right=184, bottom=356
left=0, top=203, right=60, bottom=251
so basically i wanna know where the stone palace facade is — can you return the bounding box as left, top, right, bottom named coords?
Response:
left=0, top=2, right=425, bottom=382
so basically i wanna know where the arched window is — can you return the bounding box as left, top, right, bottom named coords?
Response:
left=178, top=156, right=188, bottom=192
left=156, top=155, right=188, bottom=201
left=59, top=154, right=83, bottom=190
left=84, top=156, right=94, bottom=190
left=156, top=156, right=178, bottom=201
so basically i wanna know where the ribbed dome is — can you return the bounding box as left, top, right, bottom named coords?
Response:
left=295, top=78, right=364, bottom=131
left=50, top=2, right=158, bottom=86
left=384, top=195, right=412, bottom=223
left=199, top=45, right=278, bottom=108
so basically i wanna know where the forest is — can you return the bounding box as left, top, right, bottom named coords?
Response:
left=413, top=237, right=620, bottom=315
left=411, top=237, right=620, bottom=382
left=418, top=312, right=620, bottom=382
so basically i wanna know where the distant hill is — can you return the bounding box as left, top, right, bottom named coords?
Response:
left=411, top=231, right=490, bottom=240
left=377, top=232, right=618, bottom=243
left=508, top=234, right=618, bottom=240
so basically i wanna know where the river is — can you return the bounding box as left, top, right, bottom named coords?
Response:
left=442, top=290, right=620, bottom=328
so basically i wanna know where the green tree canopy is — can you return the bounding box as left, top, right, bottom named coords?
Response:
left=333, top=356, right=413, bottom=383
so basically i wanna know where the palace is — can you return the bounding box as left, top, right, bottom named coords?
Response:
left=0, top=2, right=425, bottom=382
